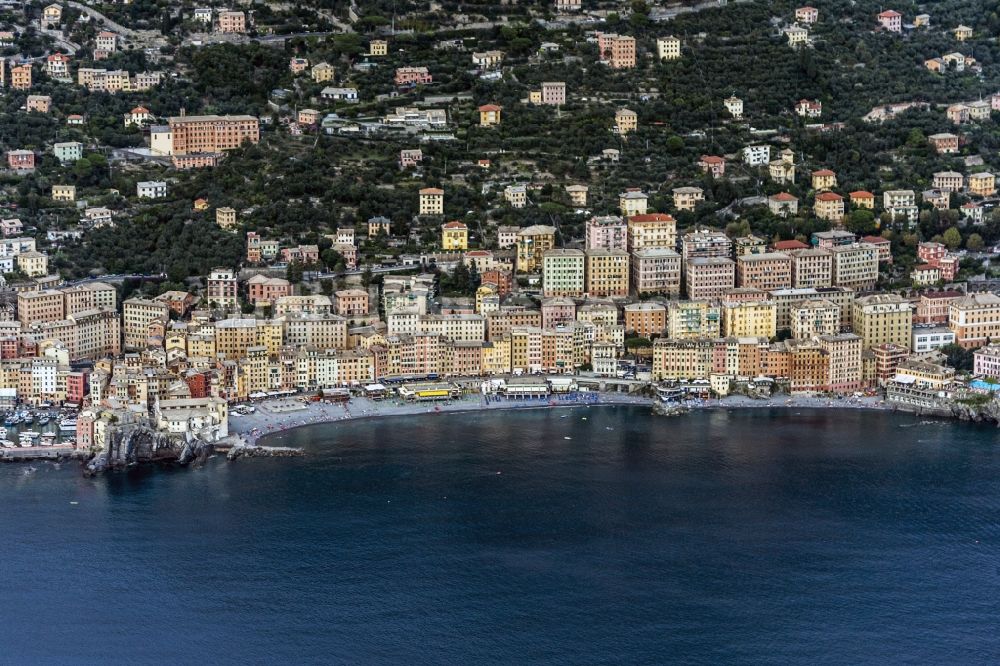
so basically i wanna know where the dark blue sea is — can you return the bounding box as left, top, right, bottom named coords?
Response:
left=2, top=406, right=999, bottom=664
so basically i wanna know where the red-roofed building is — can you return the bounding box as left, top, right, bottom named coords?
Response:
left=850, top=191, right=875, bottom=209
left=768, top=192, right=799, bottom=217
left=478, top=104, right=501, bottom=127
left=861, top=236, right=892, bottom=263
left=878, top=9, right=902, bottom=32
left=773, top=239, right=810, bottom=251
left=698, top=155, right=726, bottom=178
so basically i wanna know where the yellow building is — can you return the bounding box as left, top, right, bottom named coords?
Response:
left=811, top=169, right=837, bottom=190
left=967, top=172, right=996, bottom=197
left=369, top=39, right=388, bottom=56
left=216, top=206, right=237, bottom=229
left=478, top=104, right=501, bottom=127
left=441, top=221, right=469, bottom=250
left=419, top=187, right=444, bottom=215
left=311, top=62, right=335, bottom=82
left=16, top=251, right=48, bottom=277
left=722, top=301, right=777, bottom=338
left=619, top=189, right=648, bottom=216
left=51, top=184, right=76, bottom=202
left=615, top=108, right=638, bottom=135
left=852, top=294, right=913, bottom=350
left=584, top=249, right=629, bottom=298
left=813, top=192, right=845, bottom=222
left=516, top=225, right=556, bottom=273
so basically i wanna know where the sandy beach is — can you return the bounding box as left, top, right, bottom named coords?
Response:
left=226, top=390, right=892, bottom=447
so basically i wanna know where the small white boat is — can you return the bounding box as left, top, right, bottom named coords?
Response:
left=59, top=419, right=77, bottom=432
left=20, top=431, right=40, bottom=440
left=0, top=439, right=14, bottom=448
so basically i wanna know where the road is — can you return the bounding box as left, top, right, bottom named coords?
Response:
left=38, top=27, right=79, bottom=54
left=66, top=0, right=137, bottom=37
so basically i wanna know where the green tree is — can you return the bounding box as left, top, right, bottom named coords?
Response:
left=967, top=233, right=984, bottom=251
left=942, top=227, right=962, bottom=250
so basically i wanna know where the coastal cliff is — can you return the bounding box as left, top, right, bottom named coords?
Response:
left=85, top=423, right=214, bottom=476
left=890, top=397, right=1000, bottom=426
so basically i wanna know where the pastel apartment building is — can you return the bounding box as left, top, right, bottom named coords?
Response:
left=627, top=213, right=676, bottom=251
left=584, top=249, right=629, bottom=297
left=796, top=6, right=819, bottom=23
left=624, top=302, right=667, bottom=338
left=246, top=276, right=292, bottom=306
left=768, top=192, right=799, bottom=217
left=853, top=294, right=912, bottom=350
left=686, top=257, right=736, bottom=300
left=369, top=40, right=388, bottom=56
left=504, top=184, right=526, bottom=208
left=877, top=10, right=902, bottom=33
left=26, top=95, right=51, bottom=113
left=419, top=187, right=444, bottom=215
left=949, top=293, right=1000, bottom=348
left=565, top=184, right=588, bottom=207
left=788, top=248, right=833, bottom=288
left=311, top=62, right=335, bottom=82
left=440, top=221, right=468, bottom=250
left=479, top=104, right=502, bottom=127
left=657, top=36, right=681, bottom=60
left=615, top=108, right=638, bottom=134
left=631, top=248, right=681, bottom=296
left=151, top=115, right=259, bottom=156
left=394, top=67, right=432, bottom=86
left=10, top=62, right=31, bottom=90
left=53, top=141, right=82, bottom=164
left=967, top=172, right=996, bottom=197
left=619, top=190, right=648, bottom=217
left=217, top=11, right=247, bottom=34
left=7, top=150, right=35, bottom=171
left=540, top=81, right=566, bottom=106
left=699, top=155, right=726, bottom=178
left=811, top=169, right=837, bottom=190
left=830, top=243, right=879, bottom=290
left=597, top=33, right=636, bottom=69
left=216, top=207, right=236, bottom=229
left=724, top=96, right=743, bottom=119
left=672, top=186, right=704, bottom=211
left=542, top=249, right=586, bottom=297
left=516, top=225, right=556, bottom=273
left=586, top=215, right=628, bottom=252
left=813, top=192, right=845, bottom=222
left=737, top=253, right=793, bottom=291
left=46, top=53, right=71, bottom=79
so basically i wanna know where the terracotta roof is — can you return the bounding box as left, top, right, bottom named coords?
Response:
left=861, top=235, right=889, bottom=244
left=700, top=155, right=725, bottom=163
left=419, top=187, right=444, bottom=194
left=478, top=104, right=501, bottom=111
left=770, top=192, right=798, bottom=201
left=773, top=240, right=809, bottom=250
left=628, top=213, right=675, bottom=222
left=850, top=190, right=874, bottom=198
left=442, top=221, right=467, bottom=229
left=815, top=191, right=843, bottom=201
left=812, top=169, right=835, bottom=176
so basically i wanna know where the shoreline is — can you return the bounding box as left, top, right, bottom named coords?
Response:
left=230, top=392, right=901, bottom=448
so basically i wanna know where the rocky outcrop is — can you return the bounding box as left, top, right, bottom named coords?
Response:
left=652, top=401, right=691, bottom=417
left=889, top=397, right=1000, bottom=426
left=84, top=423, right=214, bottom=475
left=226, top=444, right=305, bottom=461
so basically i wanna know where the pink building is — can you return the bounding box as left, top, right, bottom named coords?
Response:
left=698, top=155, right=725, bottom=178
left=878, top=10, right=902, bottom=32
left=918, top=242, right=947, bottom=265
left=541, top=297, right=577, bottom=330
left=7, top=150, right=35, bottom=170
left=861, top=236, right=893, bottom=263
left=335, top=289, right=369, bottom=316
left=66, top=371, right=88, bottom=405
left=247, top=275, right=293, bottom=305
left=585, top=215, right=628, bottom=251
left=394, top=67, right=432, bottom=86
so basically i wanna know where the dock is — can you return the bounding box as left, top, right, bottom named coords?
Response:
left=0, top=445, right=88, bottom=462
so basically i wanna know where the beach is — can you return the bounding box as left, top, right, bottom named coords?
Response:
left=227, top=390, right=892, bottom=447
